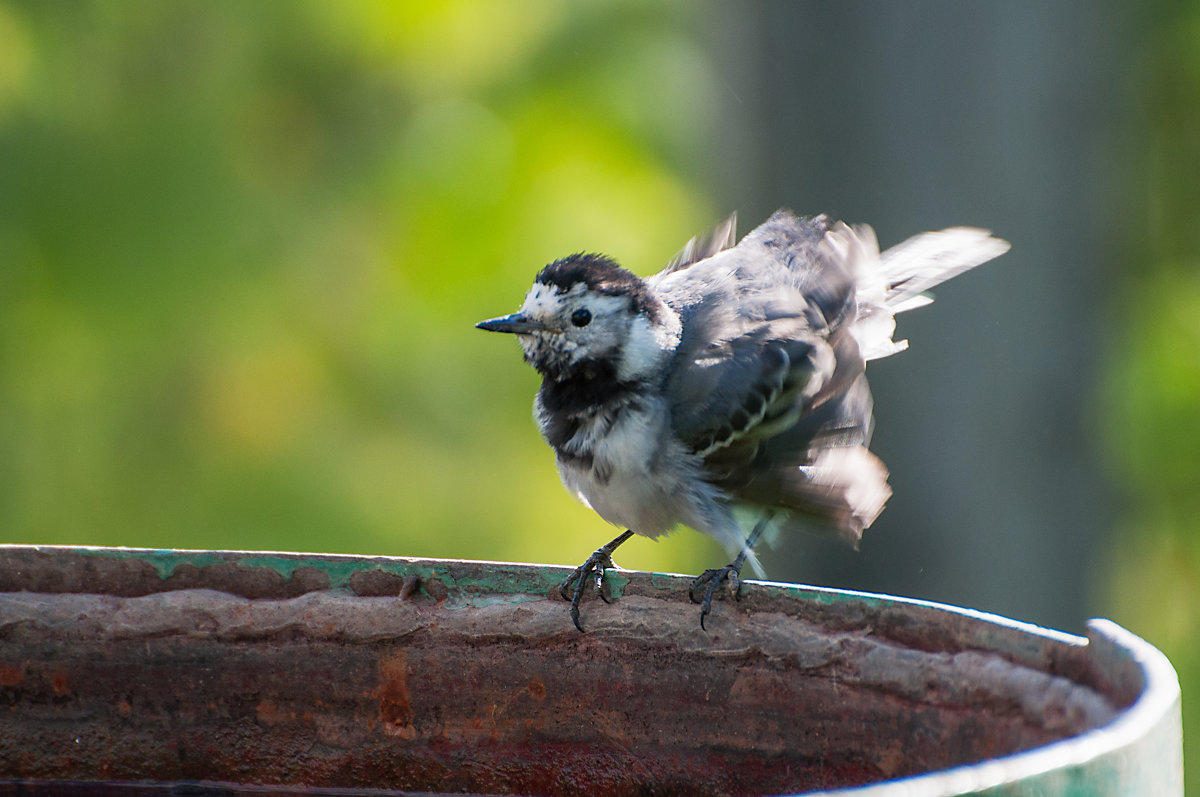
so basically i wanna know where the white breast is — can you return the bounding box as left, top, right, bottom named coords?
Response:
left=555, top=400, right=688, bottom=538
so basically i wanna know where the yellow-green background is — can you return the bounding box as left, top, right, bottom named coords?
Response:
left=0, top=1, right=1196, bottom=790
left=0, top=0, right=727, bottom=570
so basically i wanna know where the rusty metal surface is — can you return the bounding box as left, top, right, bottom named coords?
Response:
left=0, top=546, right=1181, bottom=796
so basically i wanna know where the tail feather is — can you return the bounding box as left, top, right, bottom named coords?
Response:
left=879, top=226, right=1011, bottom=308
left=823, top=223, right=1010, bottom=362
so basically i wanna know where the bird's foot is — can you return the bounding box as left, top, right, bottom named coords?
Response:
left=689, top=561, right=745, bottom=631
left=558, top=530, right=633, bottom=632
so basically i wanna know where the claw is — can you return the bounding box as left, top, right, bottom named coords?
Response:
left=689, top=562, right=744, bottom=631
left=558, top=559, right=602, bottom=632
left=556, top=529, right=634, bottom=632
left=688, top=513, right=773, bottom=630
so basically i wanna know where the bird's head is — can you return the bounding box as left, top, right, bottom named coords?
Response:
left=477, top=253, right=679, bottom=382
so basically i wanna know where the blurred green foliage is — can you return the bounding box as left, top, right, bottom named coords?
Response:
left=0, top=0, right=726, bottom=573
left=1100, top=3, right=1200, bottom=792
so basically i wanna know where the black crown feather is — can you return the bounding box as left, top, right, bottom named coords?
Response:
left=536, top=254, right=664, bottom=325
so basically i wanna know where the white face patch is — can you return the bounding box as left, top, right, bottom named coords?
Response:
left=512, top=273, right=680, bottom=383
left=517, top=283, right=636, bottom=367
left=569, top=294, right=638, bottom=357
left=520, top=282, right=586, bottom=328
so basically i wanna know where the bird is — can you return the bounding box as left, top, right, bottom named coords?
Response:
left=477, top=209, right=1009, bottom=632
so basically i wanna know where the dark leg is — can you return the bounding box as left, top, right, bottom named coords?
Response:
left=689, top=514, right=774, bottom=631
left=558, top=529, right=635, bottom=632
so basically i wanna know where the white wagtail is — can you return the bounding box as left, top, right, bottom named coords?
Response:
left=478, top=209, right=1008, bottom=631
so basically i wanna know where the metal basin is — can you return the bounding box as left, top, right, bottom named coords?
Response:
left=0, top=545, right=1183, bottom=795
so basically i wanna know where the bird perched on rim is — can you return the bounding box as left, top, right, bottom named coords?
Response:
left=477, top=209, right=1008, bottom=632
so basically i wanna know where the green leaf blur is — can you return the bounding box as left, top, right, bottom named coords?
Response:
left=1101, top=4, right=1200, bottom=792
left=0, top=1, right=725, bottom=574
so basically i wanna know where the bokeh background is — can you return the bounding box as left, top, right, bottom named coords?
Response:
left=1, top=0, right=1196, bottom=788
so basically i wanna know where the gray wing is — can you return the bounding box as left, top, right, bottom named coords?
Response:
left=659, top=211, right=856, bottom=450
left=658, top=210, right=888, bottom=546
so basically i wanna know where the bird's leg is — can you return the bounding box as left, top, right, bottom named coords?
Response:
left=558, top=529, right=635, bottom=632
left=689, top=513, right=775, bottom=631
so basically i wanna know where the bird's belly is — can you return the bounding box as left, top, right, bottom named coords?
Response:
left=563, top=462, right=681, bottom=537
left=555, top=406, right=687, bottom=537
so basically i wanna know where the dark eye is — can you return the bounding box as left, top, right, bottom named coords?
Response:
left=571, top=307, right=592, bottom=327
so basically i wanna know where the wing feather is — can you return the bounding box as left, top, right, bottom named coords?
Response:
left=660, top=211, right=883, bottom=544
left=659, top=213, right=738, bottom=276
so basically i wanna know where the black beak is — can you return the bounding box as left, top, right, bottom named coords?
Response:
left=475, top=312, right=549, bottom=335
